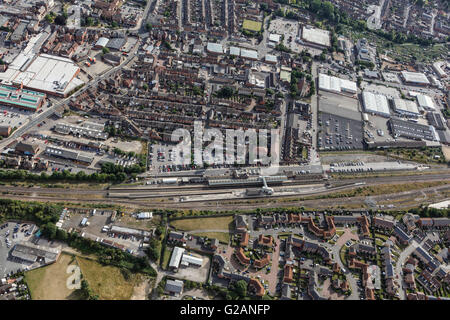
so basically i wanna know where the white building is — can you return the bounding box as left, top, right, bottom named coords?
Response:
left=206, top=42, right=224, bottom=54
left=362, top=91, right=390, bottom=117
left=169, top=247, right=185, bottom=270
left=301, top=26, right=330, bottom=48
left=416, top=94, right=435, bottom=111
left=392, top=98, right=420, bottom=117
left=180, top=253, right=203, bottom=267
left=400, top=71, right=430, bottom=86
left=318, top=74, right=357, bottom=94
left=136, top=212, right=153, bottom=219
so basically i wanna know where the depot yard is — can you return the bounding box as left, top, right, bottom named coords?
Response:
left=170, top=216, right=234, bottom=232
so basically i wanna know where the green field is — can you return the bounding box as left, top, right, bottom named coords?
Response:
left=25, top=253, right=144, bottom=300
left=162, top=246, right=173, bottom=270
left=192, top=232, right=230, bottom=244
left=171, top=215, right=234, bottom=231
left=243, top=19, right=262, bottom=32
left=25, top=253, right=81, bottom=300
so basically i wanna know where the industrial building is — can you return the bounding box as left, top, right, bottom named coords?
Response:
left=10, top=242, right=60, bottom=265
left=53, top=122, right=109, bottom=140
left=388, top=118, right=437, bottom=141
left=0, top=85, right=46, bottom=112
left=318, top=74, right=357, bottom=95
left=44, top=146, right=94, bottom=165
left=94, top=37, right=109, bottom=49
left=361, top=91, right=390, bottom=118
left=400, top=71, right=430, bottom=86
left=301, top=26, right=330, bottom=48
left=206, top=42, right=224, bottom=54
left=109, top=226, right=152, bottom=239
left=169, top=246, right=185, bottom=271
left=0, top=53, right=83, bottom=97
left=416, top=94, right=436, bottom=111
left=392, top=98, right=420, bottom=117
left=180, top=253, right=203, bottom=267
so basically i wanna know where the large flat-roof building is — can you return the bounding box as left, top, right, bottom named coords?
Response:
left=388, top=118, right=437, bottom=141
left=0, top=85, right=46, bottom=112
left=0, top=53, right=83, bottom=97
left=301, top=26, right=330, bottom=48
left=392, top=98, right=420, bottom=117
left=400, top=71, right=430, bottom=86
left=169, top=246, right=185, bottom=271
left=318, top=74, right=357, bottom=95
left=362, top=91, right=390, bottom=118
left=416, top=94, right=435, bottom=111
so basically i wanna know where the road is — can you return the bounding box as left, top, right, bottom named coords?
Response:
left=0, top=38, right=141, bottom=150
left=332, top=230, right=359, bottom=300
left=309, top=61, right=320, bottom=165
left=395, top=240, right=419, bottom=300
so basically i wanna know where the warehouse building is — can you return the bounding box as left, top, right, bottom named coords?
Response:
left=388, top=118, right=437, bottom=141
left=206, top=42, right=224, bottom=54
left=400, top=71, right=430, bottom=86
left=94, top=37, right=109, bottom=49
left=362, top=91, right=390, bottom=118
left=301, top=26, right=330, bottom=48
left=54, top=122, right=108, bottom=140
left=180, top=253, right=203, bottom=268
left=318, top=74, right=357, bottom=95
left=44, top=146, right=94, bottom=165
left=109, top=226, right=152, bottom=239
left=10, top=242, right=60, bottom=265
left=169, top=247, right=185, bottom=271
left=392, top=98, right=420, bottom=118
left=0, top=85, right=46, bottom=112
left=416, top=94, right=436, bottom=111
left=0, top=53, right=83, bottom=97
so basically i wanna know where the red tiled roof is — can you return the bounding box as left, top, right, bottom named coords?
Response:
left=254, top=254, right=270, bottom=268
left=240, top=232, right=249, bottom=247
left=249, top=278, right=265, bottom=296
left=235, top=247, right=250, bottom=265
left=283, top=264, right=294, bottom=283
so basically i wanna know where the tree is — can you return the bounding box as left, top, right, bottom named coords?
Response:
left=232, top=280, right=247, bottom=298
left=54, top=15, right=67, bottom=26
left=216, top=86, right=234, bottom=99
left=102, top=47, right=110, bottom=55
left=41, top=222, right=57, bottom=239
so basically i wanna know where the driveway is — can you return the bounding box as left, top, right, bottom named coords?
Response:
left=395, top=240, right=419, bottom=300
left=332, top=228, right=359, bottom=300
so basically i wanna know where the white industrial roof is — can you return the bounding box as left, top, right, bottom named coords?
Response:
left=181, top=254, right=203, bottom=267
left=229, top=46, right=240, bottom=56
left=265, top=54, right=277, bottom=63
left=318, top=74, right=357, bottom=94
left=393, top=98, right=420, bottom=115
left=416, top=94, right=435, bottom=110
left=95, top=37, right=109, bottom=47
left=362, top=91, right=390, bottom=117
left=269, top=33, right=281, bottom=43
left=207, top=42, right=224, bottom=54
left=169, top=247, right=185, bottom=268
left=240, top=48, right=258, bottom=60
left=301, top=26, right=330, bottom=47
left=0, top=53, right=82, bottom=96
left=401, top=71, right=430, bottom=84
